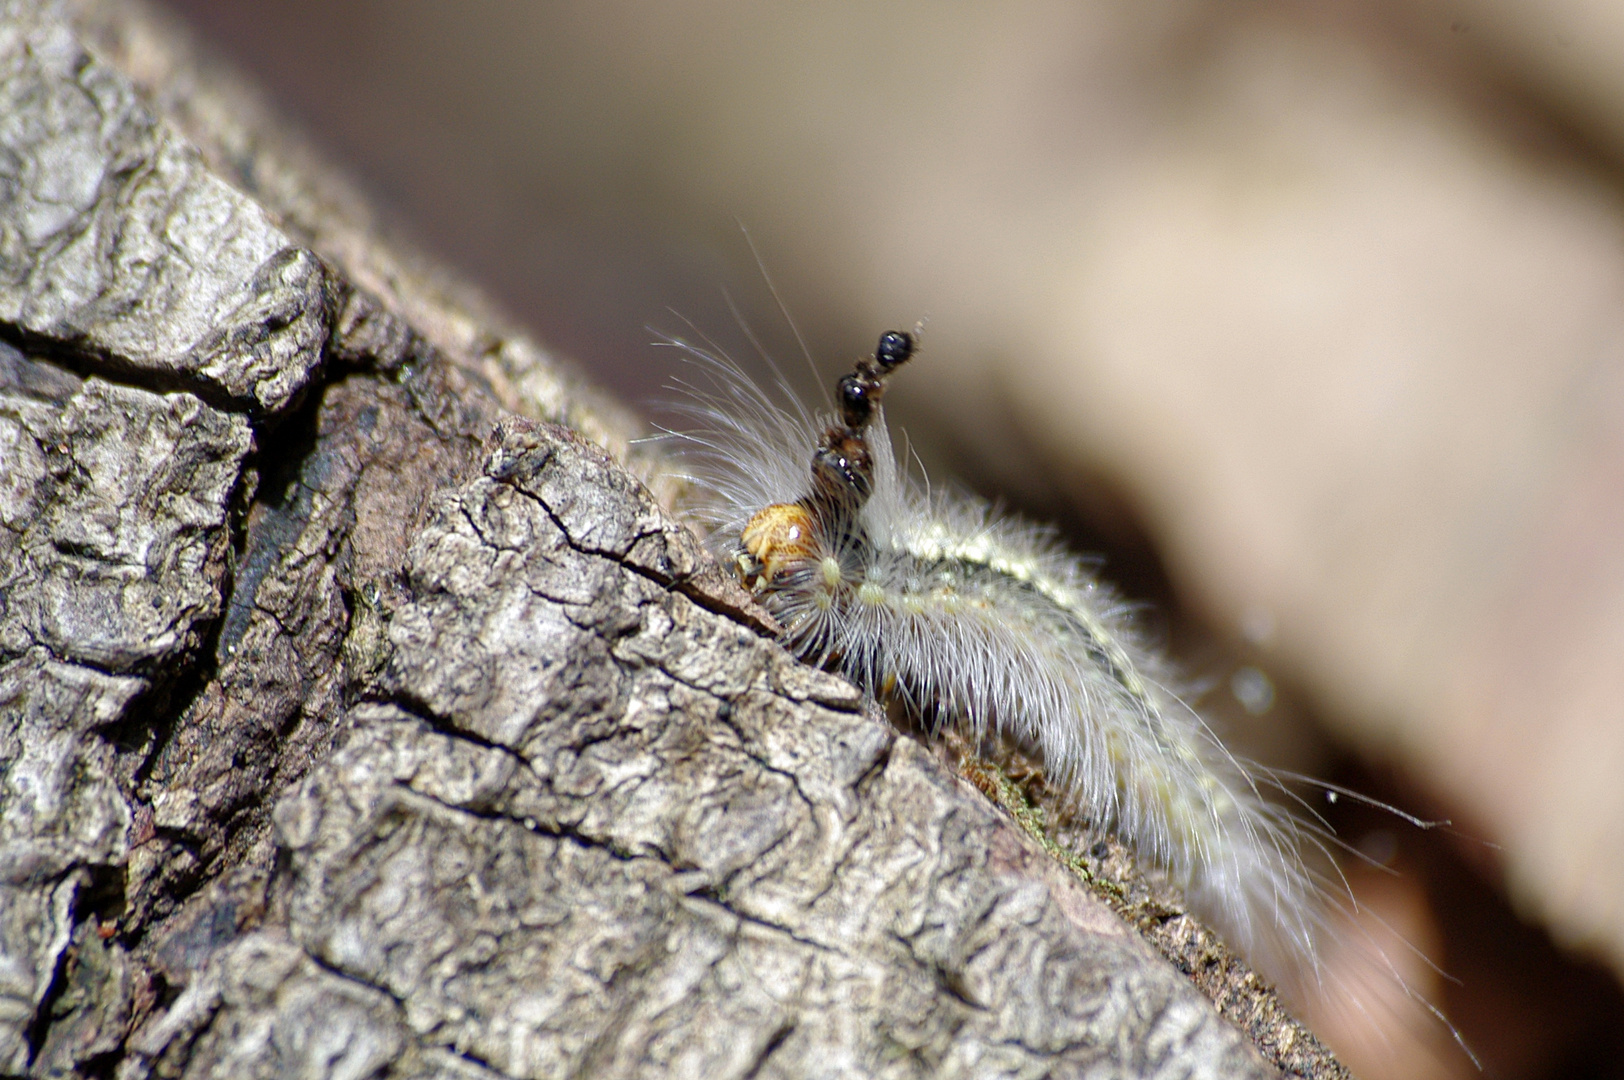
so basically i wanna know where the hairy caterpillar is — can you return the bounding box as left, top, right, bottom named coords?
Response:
left=665, top=326, right=1466, bottom=1067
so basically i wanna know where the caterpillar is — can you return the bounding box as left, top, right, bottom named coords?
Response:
left=664, top=326, right=1467, bottom=1067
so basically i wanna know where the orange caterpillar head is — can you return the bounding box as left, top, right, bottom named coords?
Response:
left=738, top=502, right=820, bottom=592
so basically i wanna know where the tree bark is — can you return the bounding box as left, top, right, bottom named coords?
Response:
left=0, top=2, right=1346, bottom=1077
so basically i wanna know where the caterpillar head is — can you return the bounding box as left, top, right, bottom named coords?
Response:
left=738, top=502, right=820, bottom=592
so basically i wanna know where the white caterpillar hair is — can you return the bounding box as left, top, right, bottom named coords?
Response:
left=662, top=326, right=1468, bottom=1065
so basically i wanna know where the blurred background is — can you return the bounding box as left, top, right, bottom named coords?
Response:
left=154, top=2, right=1624, bottom=1076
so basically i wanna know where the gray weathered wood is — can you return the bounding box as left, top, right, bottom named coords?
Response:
left=0, top=2, right=1345, bottom=1076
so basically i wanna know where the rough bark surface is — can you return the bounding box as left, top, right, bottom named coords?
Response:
left=0, top=2, right=1343, bottom=1077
